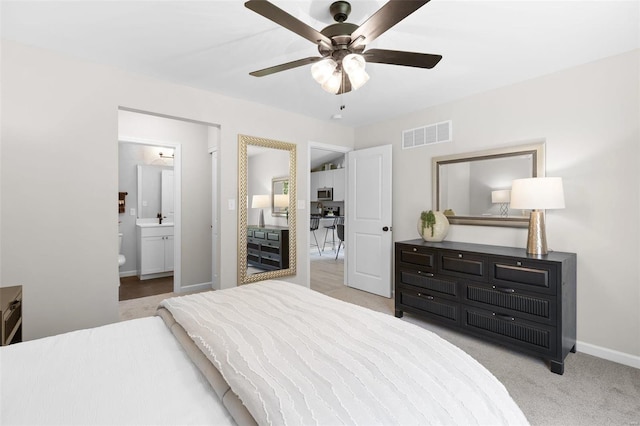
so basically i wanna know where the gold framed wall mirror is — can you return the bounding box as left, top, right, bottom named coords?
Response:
left=432, top=142, right=545, bottom=227
left=238, top=134, right=297, bottom=284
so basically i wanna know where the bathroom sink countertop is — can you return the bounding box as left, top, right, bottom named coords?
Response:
left=136, top=222, right=174, bottom=228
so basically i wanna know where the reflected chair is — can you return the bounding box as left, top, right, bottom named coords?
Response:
left=323, top=216, right=344, bottom=252
left=310, top=217, right=321, bottom=256
left=335, top=224, right=345, bottom=260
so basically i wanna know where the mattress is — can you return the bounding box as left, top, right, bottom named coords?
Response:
left=0, top=316, right=235, bottom=425
left=160, top=280, right=529, bottom=425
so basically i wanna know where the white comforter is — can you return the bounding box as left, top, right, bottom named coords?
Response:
left=0, top=316, right=235, bottom=425
left=161, top=280, right=529, bottom=425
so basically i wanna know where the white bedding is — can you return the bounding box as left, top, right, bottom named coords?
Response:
left=0, top=316, right=235, bottom=425
left=161, top=280, right=529, bottom=425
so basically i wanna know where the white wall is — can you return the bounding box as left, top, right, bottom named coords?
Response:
left=355, top=49, right=640, bottom=365
left=0, top=40, right=354, bottom=340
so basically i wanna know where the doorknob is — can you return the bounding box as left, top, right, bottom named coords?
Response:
left=382, top=226, right=389, bottom=232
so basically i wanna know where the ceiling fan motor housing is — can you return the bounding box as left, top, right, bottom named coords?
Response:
left=330, top=1, right=351, bottom=23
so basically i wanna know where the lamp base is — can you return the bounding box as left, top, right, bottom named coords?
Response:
left=526, top=210, right=548, bottom=255
left=258, top=209, right=265, bottom=228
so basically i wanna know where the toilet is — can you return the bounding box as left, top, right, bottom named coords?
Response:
left=118, top=233, right=126, bottom=267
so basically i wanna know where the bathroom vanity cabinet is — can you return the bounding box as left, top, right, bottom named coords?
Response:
left=137, top=225, right=174, bottom=280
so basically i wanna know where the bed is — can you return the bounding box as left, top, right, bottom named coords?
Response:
left=1, top=280, right=529, bottom=425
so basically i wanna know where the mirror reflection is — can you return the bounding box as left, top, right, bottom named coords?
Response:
left=239, top=135, right=297, bottom=284
left=137, top=164, right=174, bottom=222
left=433, top=143, right=545, bottom=227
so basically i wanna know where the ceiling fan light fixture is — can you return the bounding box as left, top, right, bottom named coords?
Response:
left=311, top=58, right=338, bottom=84
left=321, top=70, right=343, bottom=94
left=342, top=53, right=369, bottom=90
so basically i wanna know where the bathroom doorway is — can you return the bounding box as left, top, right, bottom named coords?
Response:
left=117, top=108, right=219, bottom=300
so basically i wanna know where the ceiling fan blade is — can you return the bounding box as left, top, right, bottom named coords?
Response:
left=249, top=56, right=323, bottom=77
left=364, top=48, right=442, bottom=69
left=350, top=0, right=430, bottom=46
left=245, top=0, right=332, bottom=47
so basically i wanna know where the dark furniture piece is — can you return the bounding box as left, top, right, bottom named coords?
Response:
left=247, top=226, right=290, bottom=271
left=335, top=224, right=345, bottom=260
left=395, top=240, right=576, bottom=374
left=310, top=217, right=321, bottom=256
left=1, top=285, right=23, bottom=346
left=322, top=216, right=344, bottom=252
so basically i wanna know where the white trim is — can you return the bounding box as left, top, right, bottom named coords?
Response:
left=576, top=340, right=640, bottom=370
left=178, top=282, right=213, bottom=294
left=118, top=270, right=137, bottom=278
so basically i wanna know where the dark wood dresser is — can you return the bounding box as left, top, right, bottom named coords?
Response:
left=395, top=240, right=576, bottom=374
left=247, top=226, right=290, bottom=271
left=1, top=285, right=23, bottom=346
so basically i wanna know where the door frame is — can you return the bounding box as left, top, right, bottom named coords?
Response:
left=307, top=141, right=352, bottom=288
left=118, top=136, right=183, bottom=293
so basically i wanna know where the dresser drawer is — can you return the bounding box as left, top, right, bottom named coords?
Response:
left=397, top=285, right=459, bottom=324
left=438, top=251, right=488, bottom=282
left=396, top=244, right=437, bottom=272
left=463, top=306, right=557, bottom=356
left=397, top=269, right=458, bottom=299
left=464, top=283, right=556, bottom=324
left=490, top=257, right=557, bottom=295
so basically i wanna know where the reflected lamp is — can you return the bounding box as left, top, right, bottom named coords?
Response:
left=491, top=189, right=511, bottom=218
left=251, top=194, right=270, bottom=228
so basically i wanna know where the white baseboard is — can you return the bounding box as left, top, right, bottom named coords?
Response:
left=576, top=340, right=640, bottom=370
left=119, top=270, right=137, bottom=278
left=177, top=282, right=213, bottom=294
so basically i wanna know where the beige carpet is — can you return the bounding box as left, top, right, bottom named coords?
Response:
left=119, top=257, right=640, bottom=425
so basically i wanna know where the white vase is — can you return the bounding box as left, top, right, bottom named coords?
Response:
left=418, top=211, right=450, bottom=242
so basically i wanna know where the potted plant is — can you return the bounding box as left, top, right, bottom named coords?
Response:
left=418, top=210, right=450, bottom=242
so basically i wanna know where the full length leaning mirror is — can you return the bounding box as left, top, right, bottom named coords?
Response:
left=238, top=134, right=297, bottom=284
left=432, top=142, right=545, bottom=227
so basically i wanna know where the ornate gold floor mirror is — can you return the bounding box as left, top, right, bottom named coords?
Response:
left=238, top=135, right=297, bottom=284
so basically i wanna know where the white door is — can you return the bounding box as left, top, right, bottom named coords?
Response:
left=346, top=145, right=393, bottom=298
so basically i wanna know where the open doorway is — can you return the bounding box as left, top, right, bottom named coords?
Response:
left=117, top=108, right=219, bottom=301
left=308, top=142, right=351, bottom=292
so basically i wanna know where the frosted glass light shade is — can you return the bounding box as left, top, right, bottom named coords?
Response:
left=510, top=177, right=565, bottom=210
left=343, top=53, right=369, bottom=90
left=311, top=58, right=337, bottom=84
left=491, top=189, right=511, bottom=204
left=251, top=194, right=270, bottom=209
left=321, top=71, right=342, bottom=94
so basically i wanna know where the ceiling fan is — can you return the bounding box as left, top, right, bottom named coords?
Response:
left=245, top=0, right=442, bottom=95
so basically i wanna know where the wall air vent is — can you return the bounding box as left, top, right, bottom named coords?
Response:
left=402, top=120, right=452, bottom=149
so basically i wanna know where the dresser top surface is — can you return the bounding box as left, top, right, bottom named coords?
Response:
left=0, top=285, right=22, bottom=308
left=396, top=239, right=576, bottom=261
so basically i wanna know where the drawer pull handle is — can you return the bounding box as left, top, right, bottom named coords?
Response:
left=417, top=271, right=434, bottom=277
left=412, top=248, right=417, bottom=252
left=9, top=300, right=21, bottom=311
left=458, top=253, right=463, bottom=258
left=492, top=286, right=516, bottom=294
left=417, top=293, right=434, bottom=300
left=492, top=312, right=515, bottom=321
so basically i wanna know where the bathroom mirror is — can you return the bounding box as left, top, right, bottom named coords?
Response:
left=137, top=164, right=174, bottom=222
left=238, top=134, right=297, bottom=284
left=432, top=142, right=545, bottom=227
left=271, top=176, right=289, bottom=217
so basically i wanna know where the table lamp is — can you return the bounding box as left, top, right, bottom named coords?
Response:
left=491, top=189, right=511, bottom=217
left=510, top=177, right=565, bottom=255
left=251, top=194, right=270, bottom=228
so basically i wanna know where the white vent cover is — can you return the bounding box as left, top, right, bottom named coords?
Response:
left=402, top=120, right=452, bottom=149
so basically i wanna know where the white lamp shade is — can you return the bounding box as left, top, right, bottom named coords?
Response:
left=274, top=194, right=288, bottom=208
left=510, top=177, right=565, bottom=210
left=343, top=54, right=369, bottom=90
left=491, top=189, right=511, bottom=204
left=251, top=194, right=270, bottom=209
left=311, top=58, right=337, bottom=84
left=321, top=70, right=342, bottom=94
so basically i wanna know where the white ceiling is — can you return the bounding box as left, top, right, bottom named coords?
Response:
left=2, top=1, right=638, bottom=127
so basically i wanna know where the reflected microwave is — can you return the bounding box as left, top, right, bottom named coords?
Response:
left=317, top=187, right=333, bottom=201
